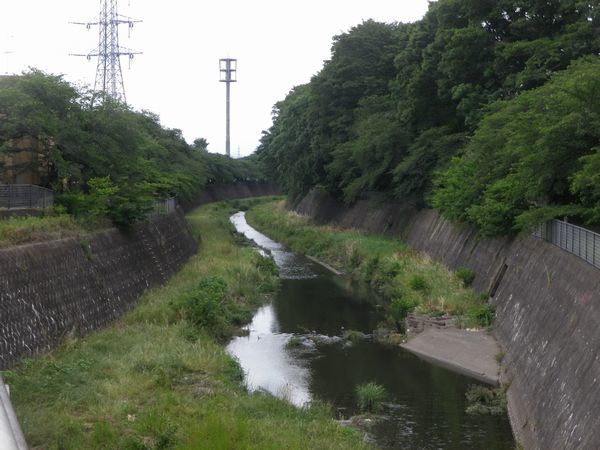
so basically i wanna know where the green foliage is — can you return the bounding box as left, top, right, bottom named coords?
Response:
left=178, top=276, right=231, bottom=340
left=465, top=384, right=507, bottom=416
left=2, top=202, right=366, bottom=450
left=432, top=57, right=600, bottom=235
left=285, top=335, right=304, bottom=349
left=467, top=302, right=495, bottom=328
left=0, top=214, right=84, bottom=247
left=408, top=274, right=429, bottom=292
left=390, top=296, right=419, bottom=328
left=342, top=330, right=365, bottom=344
left=0, top=71, right=269, bottom=227
left=247, top=201, right=486, bottom=329
left=257, top=0, right=600, bottom=233
left=355, top=382, right=387, bottom=413
left=456, top=268, right=475, bottom=287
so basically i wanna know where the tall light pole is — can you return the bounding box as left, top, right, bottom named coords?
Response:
left=219, top=58, right=237, bottom=157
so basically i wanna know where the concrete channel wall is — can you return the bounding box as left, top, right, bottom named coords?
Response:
left=0, top=181, right=280, bottom=370
left=295, top=190, right=600, bottom=450
left=0, top=210, right=198, bottom=370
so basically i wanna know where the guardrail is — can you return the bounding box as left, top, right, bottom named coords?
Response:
left=0, top=184, right=53, bottom=210
left=534, top=219, right=600, bottom=269
left=0, top=376, right=27, bottom=450
left=151, top=197, right=177, bottom=217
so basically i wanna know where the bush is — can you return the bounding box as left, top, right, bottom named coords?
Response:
left=356, top=382, right=387, bottom=413
left=180, top=276, right=231, bottom=340
left=467, top=302, right=495, bottom=328
left=286, top=335, right=304, bottom=349
left=408, top=274, right=429, bottom=292
left=456, top=267, right=475, bottom=287
left=390, top=296, right=419, bottom=330
left=465, top=384, right=507, bottom=415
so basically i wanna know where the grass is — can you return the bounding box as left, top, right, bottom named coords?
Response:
left=246, top=201, right=492, bottom=329
left=355, top=383, right=387, bottom=413
left=2, top=200, right=368, bottom=450
left=465, top=384, right=508, bottom=416
left=0, top=214, right=86, bottom=247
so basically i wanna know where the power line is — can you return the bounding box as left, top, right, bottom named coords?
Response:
left=71, top=0, right=141, bottom=104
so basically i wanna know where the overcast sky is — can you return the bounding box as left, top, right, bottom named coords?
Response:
left=1, top=1, right=430, bottom=157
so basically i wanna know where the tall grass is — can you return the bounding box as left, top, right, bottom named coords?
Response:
left=355, top=382, right=387, bottom=413
left=2, top=200, right=367, bottom=450
left=0, top=214, right=86, bottom=247
left=246, top=201, right=491, bottom=328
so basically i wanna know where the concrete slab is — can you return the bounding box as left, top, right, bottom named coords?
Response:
left=401, top=327, right=501, bottom=385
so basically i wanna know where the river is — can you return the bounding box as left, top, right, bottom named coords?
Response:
left=227, top=211, right=514, bottom=449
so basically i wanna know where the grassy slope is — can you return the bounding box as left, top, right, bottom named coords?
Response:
left=0, top=214, right=86, bottom=248
left=246, top=201, right=491, bottom=328
left=2, top=200, right=367, bottom=450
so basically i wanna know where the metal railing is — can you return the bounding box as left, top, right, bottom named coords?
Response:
left=0, top=377, right=27, bottom=450
left=151, top=197, right=177, bottom=217
left=534, top=219, right=600, bottom=269
left=0, top=184, right=54, bottom=210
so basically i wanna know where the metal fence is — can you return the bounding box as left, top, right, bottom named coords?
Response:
left=0, top=184, right=54, bottom=210
left=151, top=197, right=177, bottom=217
left=534, top=219, right=600, bottom=269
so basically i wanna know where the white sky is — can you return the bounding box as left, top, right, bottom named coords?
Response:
left=0, top=1, right=430, bottom=157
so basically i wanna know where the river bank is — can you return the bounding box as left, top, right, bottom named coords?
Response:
left=246, top=201, right=494, bottom=330
left=1, top=200, right=367, bottom=449
left=230, top=210, right=514, bottom=449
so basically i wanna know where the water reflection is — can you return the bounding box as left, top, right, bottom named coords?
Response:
left=227, top=305, right=311, bottom=406
left=227, top=212, right=514, bottom=449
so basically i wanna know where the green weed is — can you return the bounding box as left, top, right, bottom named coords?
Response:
left=456, top=267, right=476, bottom=287
left=2, top=200, right=366, bottom=450
left=355, top=382, right=387, bottom=413
left=246, top=201, right=488, bottom=329
left=465, top=384, right=508, bottom=416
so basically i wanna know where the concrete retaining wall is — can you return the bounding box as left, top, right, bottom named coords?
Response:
left=180, top=181, right=280, bottom=211
left=0, top=211, right=198, bottom=370
left=296, top=190, right=600, bottom=450
left=0, top=181, right=279, bottom=370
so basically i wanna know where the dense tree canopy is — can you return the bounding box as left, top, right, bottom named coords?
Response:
left=0, top=71, right=266, bottom=225
left=258, top=0, right=599, bottom=235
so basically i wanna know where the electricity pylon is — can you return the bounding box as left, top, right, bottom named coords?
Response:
left=71, top=0, right=141, bottom=104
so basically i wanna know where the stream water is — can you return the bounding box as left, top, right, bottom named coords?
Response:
left=227, top=212, right=514, bottom=449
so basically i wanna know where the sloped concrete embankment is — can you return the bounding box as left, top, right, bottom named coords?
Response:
left=0, top=211, right=198, bottom=370
left=180, top=181, right=280, bottom=211
left=0, top=182, right=280, bottom=370
left=295, top=190, right=600, bottom=450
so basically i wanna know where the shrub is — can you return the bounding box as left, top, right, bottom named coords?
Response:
left=390, top=296, right=419, bottom=329
left=408, top=274, right=429, bottom=292
left=180, top=276, right=231, bottom=340
left=362, top=255, right=380, bottom=284
left=467, top=302, right=495, bottom=328
left=356, top=382, right=387, bottom=413
left=456, top=267, right=476, bottom=287
left=465, top=384, right=507, bottom=415
left=286, top=335, right=304, bottom=349
left=342, top=330, right=365, bottom=344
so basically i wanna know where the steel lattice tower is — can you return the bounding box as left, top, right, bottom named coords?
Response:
left=72, top=0, right=141, bottom=104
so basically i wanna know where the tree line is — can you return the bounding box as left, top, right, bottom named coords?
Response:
left=257, top=0, right=599, bottom=236
left=0, top=70, right=266, bottom=225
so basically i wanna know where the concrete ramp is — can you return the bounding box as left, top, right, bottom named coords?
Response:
left=401, top=328, right=501, bottom=385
